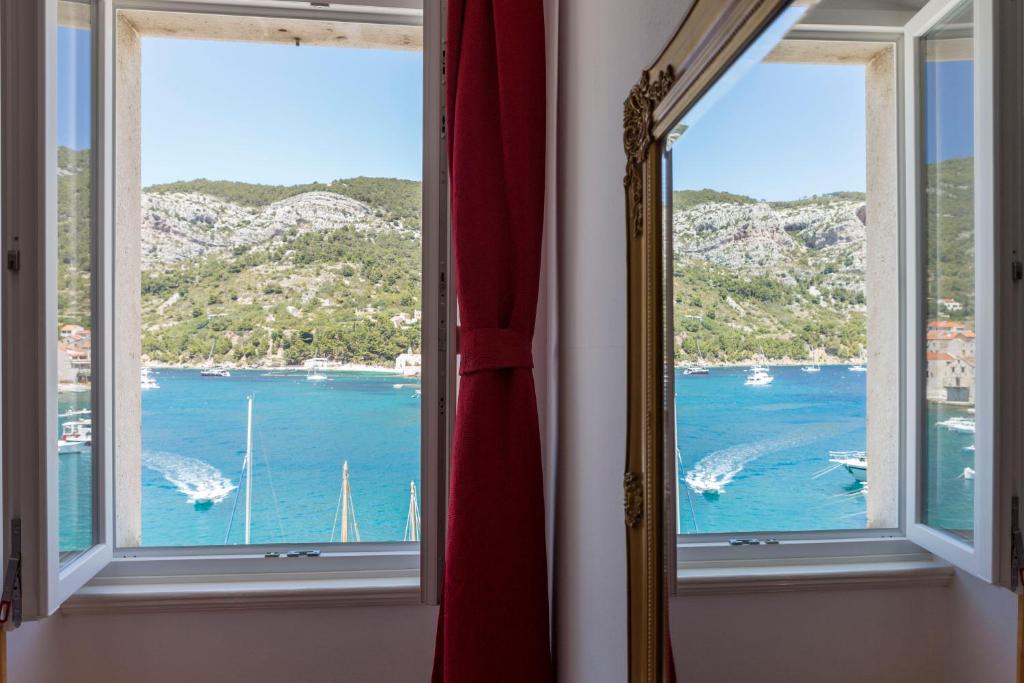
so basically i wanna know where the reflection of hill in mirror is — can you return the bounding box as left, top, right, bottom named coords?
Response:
left=58, top=146, right=423, bottom=368
left=672, top=157, right=974, bottom=364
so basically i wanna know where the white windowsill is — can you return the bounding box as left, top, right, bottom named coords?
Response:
left=676, top=552, right=954, bottom=595
left=61, top=570, right=421, bottom=615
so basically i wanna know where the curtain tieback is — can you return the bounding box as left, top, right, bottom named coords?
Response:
left=459, top=327, right=534, bottom=375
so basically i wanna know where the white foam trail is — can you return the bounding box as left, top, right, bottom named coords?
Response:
left=143, top=451, right=236, bottom=505
left=684, top=433, right=819, bottom=495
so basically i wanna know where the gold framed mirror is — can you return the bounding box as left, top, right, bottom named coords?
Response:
left=623, top=2, right=802, bottom=680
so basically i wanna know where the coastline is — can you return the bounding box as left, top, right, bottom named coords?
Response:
left=144, top=361, right=404, bottom=374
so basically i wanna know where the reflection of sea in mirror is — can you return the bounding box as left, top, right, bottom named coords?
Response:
left=57, top=1, right=97, bottom=559
left=666, top=6, right=914, bottom=536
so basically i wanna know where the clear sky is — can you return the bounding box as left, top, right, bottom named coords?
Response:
left=139, top=37, right=422, bottom=187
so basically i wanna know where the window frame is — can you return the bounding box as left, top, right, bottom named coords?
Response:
left=667, top=0, right=1020, bottom=591
left=2, top=0, right=451, bottom=619
left=673, top=26, right=909, bottom=566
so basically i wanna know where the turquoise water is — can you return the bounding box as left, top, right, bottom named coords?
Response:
left=61, top=369, right=421, bottom=550
left=60, top=365, right=974, bottom=550
left=676, top=365, right=975, bottom=535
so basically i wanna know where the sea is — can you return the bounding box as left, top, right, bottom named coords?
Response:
left=59, top=364, right=975, bottom=552
left=676, top=364, right=975, bottom=535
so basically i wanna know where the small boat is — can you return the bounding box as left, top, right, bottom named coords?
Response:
left=936, top=416, right=975, bottom=434
left=682, top=364, right=709, bottom=376
left=963, top=467, right=976, bottom=480
left=801, top=364, right=821, bottom=373
left=829, top=450, right=867, bottom=483
left=58, top=419, right=92, bottom=453
left=849, top=364, right=867, bottom=372
left=141, top=367, right=160, bottom=390
left=744, top=366, right=773, bottom=386
left=200, top=367, right=231, bottom=377
left=964, top=444, right=975, bottom=452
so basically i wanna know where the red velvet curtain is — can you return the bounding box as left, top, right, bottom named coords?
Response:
left=432, top=0, right=551, bottom=681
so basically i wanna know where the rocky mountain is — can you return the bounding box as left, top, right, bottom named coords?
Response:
left=137, top=178, right=423, bottom=367
left=672, top=191, right=868, bottom=363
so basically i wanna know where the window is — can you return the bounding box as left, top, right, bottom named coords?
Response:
left=111, top=10, right=426, bottom=550
left=659, top=0, right=1017, bottom=586
left=2, top=0, right=449, bottom=620
left=669, top=8, right=901, bottom=538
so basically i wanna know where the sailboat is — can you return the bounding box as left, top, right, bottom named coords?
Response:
left=404, top=481, right=421, bottom=542
left=682, top=340, right=710, bottom=375
left=200, top=339, right=231, bottom=377
left=330, top=461, right=361, bottom=542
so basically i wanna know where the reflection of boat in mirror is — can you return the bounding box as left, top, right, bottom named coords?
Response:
left=58, top=419, right=92, bottom=453
left=829, top=450, right=866, bottom=483
left=936, top=417, right=975, bottom=434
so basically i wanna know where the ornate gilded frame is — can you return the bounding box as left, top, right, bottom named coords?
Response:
left=622, top=2, right=791, bottom=680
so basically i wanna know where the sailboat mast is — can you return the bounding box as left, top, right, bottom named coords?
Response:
left=244, top=395, right=254, bottom=545
left=405, top=481, right=420, bottom=542
left=341, top=461, right=350, bottom=543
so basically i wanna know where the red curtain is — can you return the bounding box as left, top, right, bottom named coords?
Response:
left=432, top=0, right=551, bottom=681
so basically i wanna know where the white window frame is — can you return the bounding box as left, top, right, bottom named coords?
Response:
left=1, top=0, right=451, bottom=619
left=674, top=0, right=1019, bottom=591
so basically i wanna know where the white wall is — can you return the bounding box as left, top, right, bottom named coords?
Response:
left=554, top=0, right=1018, bottom=681
left=9, top=604, right=438, bottom=682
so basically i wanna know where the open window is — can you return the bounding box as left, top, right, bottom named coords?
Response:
left=2, top=0, right=450, bottom=620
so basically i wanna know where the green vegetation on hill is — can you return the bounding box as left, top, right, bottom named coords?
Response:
left=57, top=147, right=93, bottom=328
left=672, top=188, right=757, bottom=210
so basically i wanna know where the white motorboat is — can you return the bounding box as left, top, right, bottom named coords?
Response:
left=962, top=467, right=976, bottom=480
left=849, top=364, right=867, bottom=372
left=936, top=416, right=975, bottom=434
left=744, top=366, right=773, bottom=386
left=141, top=367, right=160, bottom=390
left=801, top=364, right=821, bottom=373
left=200, top=367, right=231, bottom=377
left=58, top=419, right=92, bottom=453
left=829, top=450, right=867, bottom=483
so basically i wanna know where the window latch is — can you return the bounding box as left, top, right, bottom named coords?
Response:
left=0, top=519, right=22, bottom=628
left=728, top=537, right=780, bottom=546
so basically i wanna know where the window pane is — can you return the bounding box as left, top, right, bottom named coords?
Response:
left=116, top=14, right=423, bottom=547
left=671, top=8, right=901, bottom=534
left=921, top=1, right=975, bottom=543
left=57, top=0, right=96, bottom=561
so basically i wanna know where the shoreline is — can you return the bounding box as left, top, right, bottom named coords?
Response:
left=144, top=361, right=405, bottom=374
left=675, top=360, right=860, bottom=369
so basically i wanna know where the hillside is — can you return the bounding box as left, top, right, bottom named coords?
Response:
left=672, top=190, right=869, bottom=364
left=139, top=179, right=422, bottom=367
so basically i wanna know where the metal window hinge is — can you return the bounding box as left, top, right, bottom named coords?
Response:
left=1011, top=251, right=1022, bottom=282
left=0, top=519, right=22, bottom=629
left=6, top=248, right=19, bottom=272
left=1012, top=497, right=1023, bottom=591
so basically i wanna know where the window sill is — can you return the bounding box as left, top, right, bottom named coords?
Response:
left=61, top=570, right=421, bottom=615
left=676, top=553, right=954, bottom=595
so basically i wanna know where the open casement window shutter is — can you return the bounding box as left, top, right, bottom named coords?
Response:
left=903, top=0, right=1021, bottom=585
left=1, top=0, right=114, bottom=620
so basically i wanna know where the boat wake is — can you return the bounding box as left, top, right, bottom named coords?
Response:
left=143, top=451, right=236, bottom=505
left=684, top=433, right=818, bottom=495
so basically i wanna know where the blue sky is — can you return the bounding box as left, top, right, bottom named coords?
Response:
left=57, top=27, right=93, bottom=150
left=139, top=38, right=422, bottom=187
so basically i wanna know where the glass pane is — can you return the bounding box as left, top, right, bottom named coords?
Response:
left=119, top=15, right=423, bottom=547
left=921, top=1, right=975, bottom=542
left=671, top=6, right=901, bottom=534
left=57, top=0, right=96, bottom=561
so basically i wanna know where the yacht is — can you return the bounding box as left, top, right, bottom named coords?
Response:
left=57, top=419, right=92, bottom=453
left=800, top=364, right=821, bottom=373
left=306, top=359, right=328, bottom=381
left=829, top=450, right=867, bottom=483
left=848, top=363, right=867, bottom=372
left=141, top=367, right=160, bottom=390
left=744, top=366, right=773, bottom=386
left=936, top=416, right=975, bottom=434
left=200, top=367, right=231, bottom=377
